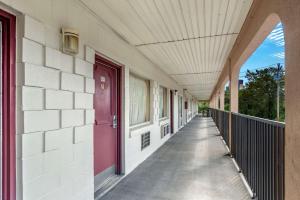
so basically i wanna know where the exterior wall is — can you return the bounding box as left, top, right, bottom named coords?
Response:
left=126, top=80, right=173, bottom=173
left=0, top=0, right=200, bottom=199
left=19, top=19, right=96, bottom=200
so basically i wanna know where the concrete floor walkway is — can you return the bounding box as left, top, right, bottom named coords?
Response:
left=101, top=116, right=251, bottom=200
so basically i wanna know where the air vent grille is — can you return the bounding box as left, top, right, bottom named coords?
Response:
left=161, top=124, right=170, bottom=138
left=141, top=132, right=150, bottom=150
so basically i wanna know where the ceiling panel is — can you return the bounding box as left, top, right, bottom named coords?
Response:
left=80, top=0, right=253, bottom=100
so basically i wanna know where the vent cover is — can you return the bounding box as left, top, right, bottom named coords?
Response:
left=141, top=132, right=150, bottom=150
left=161, top=124, right=170, bottom=138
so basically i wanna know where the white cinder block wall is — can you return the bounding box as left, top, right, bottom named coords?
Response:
left=20, top=27, right=96, bottom=200
left=0, top=0, right=198, bottom=199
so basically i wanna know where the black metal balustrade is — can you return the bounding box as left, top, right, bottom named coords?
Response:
left=209, top=108, right=285, bottom=200
left=209, top=108, right=230, bottom=147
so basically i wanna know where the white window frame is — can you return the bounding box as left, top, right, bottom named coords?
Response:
left=129, top=73, right=151, bottom=127
left=159, top=86, right=169, bottom=119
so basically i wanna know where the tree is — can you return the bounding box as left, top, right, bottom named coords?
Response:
left=198, top=102, right=209, bottom=113
left=224, top=86, right=230, bottom=111
left=239, top=66, right=285, bottom=121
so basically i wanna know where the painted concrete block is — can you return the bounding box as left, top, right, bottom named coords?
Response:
left=23, top=173, right=60, bottom=200
left=43, top=150, right=60, bottom=173
left=61, top=110, right=84, bottom=128
left=74, top=125, right=93, bottom=143
left=22, top=155, right=43, bottom=183
left=22, top=86, right=44, bottom=110
left=24, top=110, right=60, bottom=133
left=85, top=110, right=95, bottom=124
left=22, top=38, right=44, bottom=65
left=60, top=145, right=74, bottom=166
left=61, top=72, right=84, bottom=92
left=45, top=89, right=73, bottom=109
left=24, top=63, right=60, bottom=89
left=24, top=15, right=45, bottom=45
left=60, top=53, right=74, bottom=73
left=75, top=58, right=93, bottom=78
left=45, top=127, right=73, bottom=151
left=85, top=46, right=95, bottom=64
left=85, top=78, right=95, bottom=94
left=45, top=47, right=73, bottom=72
left=75, top=93, right=93, bottom=109
left=22, top=132, right=43, bottom=157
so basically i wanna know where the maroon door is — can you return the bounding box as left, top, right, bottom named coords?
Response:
left=170, top=90, right=174, bottom=134
left=94, top=59, right=117, bottom=176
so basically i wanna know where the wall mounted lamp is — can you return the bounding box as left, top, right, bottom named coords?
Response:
left=62, top=28, right=79, bottom=55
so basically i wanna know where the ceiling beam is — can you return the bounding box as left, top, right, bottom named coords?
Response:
left=135, top=33, right=239, bottom=47
left=170, top=71, right=221, bottom=76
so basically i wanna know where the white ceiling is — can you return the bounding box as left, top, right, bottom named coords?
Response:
left=81, top=0, right=253, bottom=100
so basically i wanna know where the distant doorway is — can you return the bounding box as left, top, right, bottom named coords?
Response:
left=178, top=96, right=183, bottom=128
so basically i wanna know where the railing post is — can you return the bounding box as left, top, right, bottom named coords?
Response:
left=228, top=111, right=232, bottom=153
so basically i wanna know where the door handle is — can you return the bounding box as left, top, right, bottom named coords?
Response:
left=112, top=115, right=117, bottom=129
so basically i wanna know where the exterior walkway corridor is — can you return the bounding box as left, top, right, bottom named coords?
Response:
left=101, top=116, right=250, bottom=200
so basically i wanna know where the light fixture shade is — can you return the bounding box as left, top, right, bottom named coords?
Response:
left=62, top=28, right=79, bottom=55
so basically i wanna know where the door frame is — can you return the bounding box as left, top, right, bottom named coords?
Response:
left=94, top=54, right=123, bottom=174
left=170, top=90, right=174, bottom=134
left=178, top=95, right=182, bottom=128
left=0, top=8, right=16, bottom=200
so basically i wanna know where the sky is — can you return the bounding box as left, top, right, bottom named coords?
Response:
left=239, top=23, right=285, bottom=81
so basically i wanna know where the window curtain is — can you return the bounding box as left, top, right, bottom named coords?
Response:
left=159, top=86, right=168, bottom=118
left=129, top=74, right=150, bottom=126
left=159, top=87, right=164, bottom=118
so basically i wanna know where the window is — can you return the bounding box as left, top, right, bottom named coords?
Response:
left=159, top=86, right=168, bottom=118
left=129, top=74, right=150, bottom=126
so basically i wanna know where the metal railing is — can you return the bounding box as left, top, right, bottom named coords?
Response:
left=231, top=113, right=284, bottom=200
left=209, top=108, right=230, bottom=147
left=209, top=108, right=285, bottom=200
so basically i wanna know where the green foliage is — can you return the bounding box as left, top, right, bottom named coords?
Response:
left=198, top=102, right=209, bottom=117
left=224, top=86, right=230, bottom=111
left=198, top=102, right=209, bottom=113
left=239, top=66, right=285, bottom=121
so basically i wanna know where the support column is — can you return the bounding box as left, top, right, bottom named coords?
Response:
left=230, top=70, right=239, bottom=113
left=209, top=98, right=213, bottom=108
left=282, top=2, right=300, bottom=198
left=220, top=87, right=225, bottom=110
left=215, top=92, right=219, bottom=109
left=228, top=59, right=237, bottom=152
